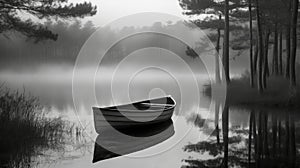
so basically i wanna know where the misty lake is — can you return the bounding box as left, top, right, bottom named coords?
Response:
left=1, top=0, right=300, bottom=167
left=1, top=64, right=299, bottom=168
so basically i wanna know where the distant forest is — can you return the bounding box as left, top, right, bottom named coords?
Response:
left=0, top=20, right=96, bottom=69
left=0, top=21, right=210, bottom=70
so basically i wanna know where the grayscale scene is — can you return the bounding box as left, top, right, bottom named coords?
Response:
left=0, top=0, right=300, bottom=168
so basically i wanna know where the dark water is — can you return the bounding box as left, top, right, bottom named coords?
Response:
left=183, top=108, right=300, bottom=168
left=1, top=68, right=299, bottom=168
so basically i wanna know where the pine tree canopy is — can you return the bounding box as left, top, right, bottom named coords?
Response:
left=0, top=0, right=97, bottom=42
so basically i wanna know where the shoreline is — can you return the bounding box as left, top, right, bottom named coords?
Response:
left=203, top=76, right=300, bottom=110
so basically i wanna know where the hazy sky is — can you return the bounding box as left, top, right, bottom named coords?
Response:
left=71, top=0, right=187, bottom=27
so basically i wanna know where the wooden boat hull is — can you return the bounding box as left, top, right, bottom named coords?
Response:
left=93, top=96, right=176, bottom=133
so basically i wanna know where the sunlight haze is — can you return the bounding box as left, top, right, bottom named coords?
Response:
left=71, top=0, right=186, bottom=27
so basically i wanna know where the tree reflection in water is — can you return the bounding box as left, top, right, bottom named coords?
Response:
left=182, top=107, right=300, bottom=168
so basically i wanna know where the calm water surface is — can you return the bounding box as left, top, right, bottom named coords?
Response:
left=1, top=67, right=299, bottom=168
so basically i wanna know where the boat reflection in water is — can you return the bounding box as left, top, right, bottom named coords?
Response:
left=92, top=119, right=174, bottom=163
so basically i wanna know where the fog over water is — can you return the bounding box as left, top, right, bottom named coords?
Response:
left=1, top=1, right=300, bottom=167
left=0, top=63, right=210, bottom=115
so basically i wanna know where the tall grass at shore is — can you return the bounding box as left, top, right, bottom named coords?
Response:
left=0, top=88, right=76, bottom=168
left=203, top=73, right=300, bottom=108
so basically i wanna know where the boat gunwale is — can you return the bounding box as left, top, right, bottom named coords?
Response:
left=95, top=109, right=174, bottom=117
left=93, top=96, right=176, bottom=113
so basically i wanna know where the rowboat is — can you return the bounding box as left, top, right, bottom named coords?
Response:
left=92, top=96, right=176, bottom=133
left=92, top=120, right=174, bottom=163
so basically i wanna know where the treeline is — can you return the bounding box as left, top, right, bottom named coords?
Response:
left=179, top=0, right=299, bottom=92
left=253, top=0, right=299, bottom=91
left=0, top=20, right=96, bottom=69
left=0, top=21, right=205, bottom=70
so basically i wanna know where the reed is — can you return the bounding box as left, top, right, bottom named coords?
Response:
left=0, top=87, right=68, bottom=168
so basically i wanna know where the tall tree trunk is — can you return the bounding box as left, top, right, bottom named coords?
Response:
left=263, top=29, right=270, bottom=89
left=273, top=22, right=279, bottom=75
left=215, top=15, right=222, bottom=84
left=285, top=0, right=292, bottom=78
left=255, top=0, right=264, bottom=93
left=279, top=30, right=283, bottom=75
left=285, top=28, right=291, bottom=78
left=253, top=41, right=259, bottom=75
left=290, top=0, right=298, bottom=86
left=249, top=0, right=254, bottom=87
left=223, top=0, right=230, bottom=84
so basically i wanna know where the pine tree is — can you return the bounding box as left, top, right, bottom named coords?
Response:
left=0, top=0, right=97, bottom=42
